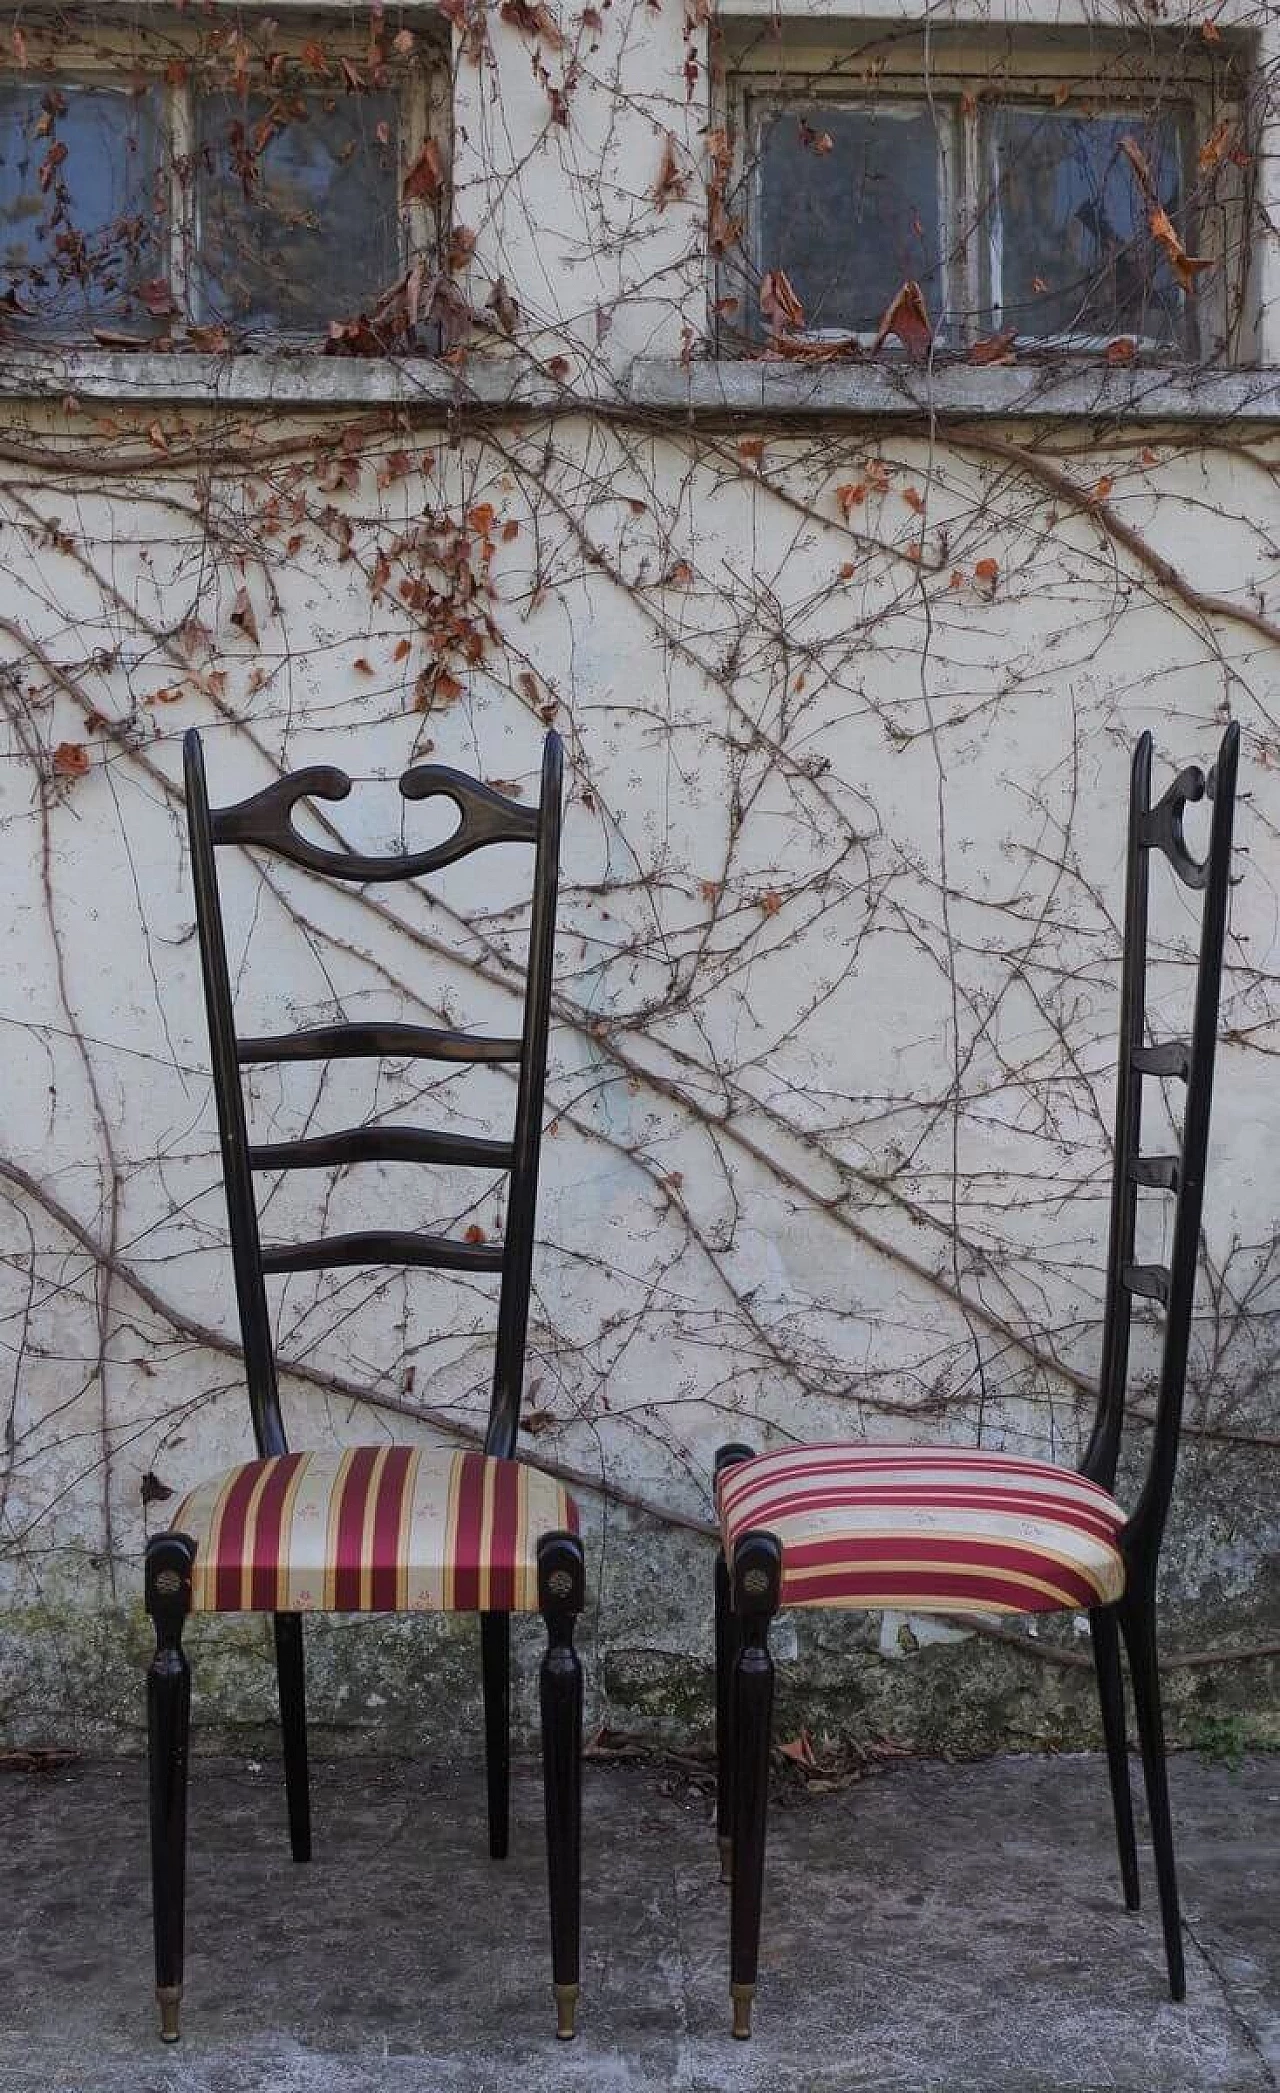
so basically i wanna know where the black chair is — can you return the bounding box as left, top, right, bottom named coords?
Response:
left=712, top=724, right=1240, bottom=2036
left=144, top=728, right=584, bottom=2043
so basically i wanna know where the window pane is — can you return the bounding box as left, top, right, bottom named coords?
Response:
left=754, top=101, right=949, bottom=336
left=991, top=108, right=1190, bottom=347
left=0, top=82, right=164, bottom=331
left=194, top=89, right=401, bottom=335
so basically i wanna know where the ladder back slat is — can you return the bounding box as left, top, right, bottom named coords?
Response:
left=1129, top=1155, right=1180, bottom=1191
left=259, top=1230, right=505, bottom=1276
left=1123, top=1262, right=1171, bottom=1305
left=249, top=1128, right=514, bottom=1174
left=238, top=1023, right=523, bottom=1066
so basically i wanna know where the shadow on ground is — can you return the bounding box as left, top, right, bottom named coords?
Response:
left=0, top=1751, right=1275, bottom=2092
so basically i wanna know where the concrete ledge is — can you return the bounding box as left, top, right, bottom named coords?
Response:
left=628, top=355, right=1280, bottom=425
left=0, top=348, right=564, bottom=412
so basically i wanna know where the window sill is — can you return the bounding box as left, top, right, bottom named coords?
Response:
left=0, top=347, right=565, bottom=412
left=628, top=357, right=1280, bottom=425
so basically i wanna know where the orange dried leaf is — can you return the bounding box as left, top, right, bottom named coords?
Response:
left=1148, top=204, right=1213, bottom=293
left=1105, top=336, right=1138, bottom=366
left=393, top=637, right=412, bottom=662
left=52, top=740, right=89, bottom=777
left=974, top=557, right=999, bottom=586
left=738, top=437, right=765, bottom=464
left=463, top=1223, right=488, bottom=1244
left=402, top=138, right=445, bottom=202
left=968, top=328, right=1017, bottom=365
left=836, top=482, right=866, bottom=517
left=902, top=487, right=925, bottom=514
left=759, top=889, right=782, bottom=917
left=760, top=268, right=804, bottom=335
left=873, top=279, right=932, bottom=358
left=654, top=132, right=688, bottom=210
left=353, top=656, right=374, bottom=675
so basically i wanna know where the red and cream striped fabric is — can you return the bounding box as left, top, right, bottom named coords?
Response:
left=717, top=1442, right=1126, bottom=1615
left=170, top=1448, right=578, bottom=1615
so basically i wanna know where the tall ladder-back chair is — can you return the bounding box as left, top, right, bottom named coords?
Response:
left=712, top=724, right=1240, bottom=2037
left=144, top=729, right=584, bottom=2043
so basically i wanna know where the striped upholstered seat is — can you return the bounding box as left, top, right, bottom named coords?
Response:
left=717, top=1443, right=1126, bottom=1615
left=171, top=1448, right=578, bottom=1615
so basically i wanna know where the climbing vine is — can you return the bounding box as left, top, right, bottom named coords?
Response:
left=0, top=1, right=1277, bottom=1730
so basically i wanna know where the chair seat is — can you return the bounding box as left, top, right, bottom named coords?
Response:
left=170, top=1447, right=578, bottom=1615
left=717, top=1442, right=1127, bottom=1615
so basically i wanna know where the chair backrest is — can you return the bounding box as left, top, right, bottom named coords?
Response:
left=1081, top=723, right=1240, bottom=1565
left=184, top=727, right=563, bottom=1464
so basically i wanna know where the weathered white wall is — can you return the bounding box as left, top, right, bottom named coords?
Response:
left=0, top=0, right=1276, bottom=1749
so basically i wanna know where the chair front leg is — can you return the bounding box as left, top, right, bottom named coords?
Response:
left=538, top=1531, right=586, bottom=2040
left=481, top=1609, right=511, bottom=1860
left=145, top=1533, right=196, bottom=2044
left=713, top=1443, right=754, bottom=1885
left=1089, top=1604, right=1139, bottom=1911
left=1121, top=1580, right=1186, bottom=2000
left=729, top=1529, right=782, bottom=2041
left=272, top=1610, right=311, bottom=1863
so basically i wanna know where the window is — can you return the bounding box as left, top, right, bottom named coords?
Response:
left=0, top=14, right=447, bottom=351
left=721, top=26, right=1252, bottom=363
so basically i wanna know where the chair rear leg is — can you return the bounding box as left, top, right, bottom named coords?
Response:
left=481, top=1609, right=511, bottom=1860
left=538, top=1533, right=585, bottom=2041
left=1089, top=1605, right=1139, bottom=1911
left=146, top=1534, right=196, bottom=2044
left=728, top=1530, right=781, bottom=2041
left=713, top=1443, right=754, bottom=1885
left=1121, top=1589, right=1186, bottom=2000
left=714, top=1549, right=739, bottom=1883
left=273, top=1611, right=311, bottom=1862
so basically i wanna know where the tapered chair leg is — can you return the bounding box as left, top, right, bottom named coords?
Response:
left=1089, top=1605, right=1139, bottom=1911
left=538, top=1532, right=585, bottom=2041
left=273, top=1611, right=311, bottom=1863
left=145, top=1533, right=196, bottom=2045
left=713, top=1443, right=754, bottom=1886
left=1121, top=1589, right=1186, bottom=2000
left=714, top=1550, right=739, bottom=1884
left=481, top=1609, right=511, bottom=1860
left=728, top=1530, right=782, bottom=2041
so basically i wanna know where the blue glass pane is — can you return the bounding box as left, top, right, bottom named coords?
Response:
left=194, top=90, right=402, bottom=335
left=992, top=108, right=1190, bottom=346
left=0, top=82, right=163, bottom=329
left=756, top=101, right=948, bottom=336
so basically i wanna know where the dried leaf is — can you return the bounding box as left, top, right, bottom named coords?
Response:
left=968, top=327, right=1017, bottom=365
left=760, top=268, right=804, bottom=334
left=140, top=1471, right=174, bottom=1505
left=758, top=889, right=782, bottom=917
left=1198, top=118, right=1234, bottom=171
left=902, top=487, right=925, bottom=514
left=1105, top=336, right=1138, bottom=366
left=973, top=556, right=999, bottom=587
left=230, top=586, right=259, bottom=645
left=52, top=741, right=89, bottom=778
left=463, top=1223, right=488, bottom=1244
left=737, top=437, right=765, bottom=464
left=353, top=655, right=374, bottom=675
left=654, top=132, right=688, bottom=209
left=499, top=0, right=564, bottom=48
left=873, top=280, right=932, bottom=358
left=1148, top=204, right=1213, bottom=293
left=486, top=275, right=519, bottom=332
left=402, top=138, right=445, bottom=201
left=835, top=482, right=866, bottom=517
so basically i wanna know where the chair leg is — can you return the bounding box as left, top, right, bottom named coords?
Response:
left=538, top=1532, right=585, bottom=2041
left=1089, top=1605, right=1139, bottom=1911
left=145, top=1533, right=196, bottom=2045
left=481, top=1609, right=511, bottom=1860
left=272, top=1611, right=312, bottom=1863
left=713, top=1442, right=754, bottom=1885
left=728, top=1530, right=782, bottom=2041
left=714, top=1549, right=740, bottom=1884
left=1121, top=1586, right=1186, bottom=2001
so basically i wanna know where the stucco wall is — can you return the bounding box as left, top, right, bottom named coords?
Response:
left=0, top=0, right=1277, bottom=1753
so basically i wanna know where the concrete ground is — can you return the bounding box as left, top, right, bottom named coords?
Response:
left=0, top=1751, right=1275, bottom=2093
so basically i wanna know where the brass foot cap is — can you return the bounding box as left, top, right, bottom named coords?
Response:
left=157, top=1985, right=182, bottom=2044
left=731, top=1982, right=754, bottom=2041
left=717, top=1833, right=733, bottom=1885
left=554, top=1982, right=580, bottom=2041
